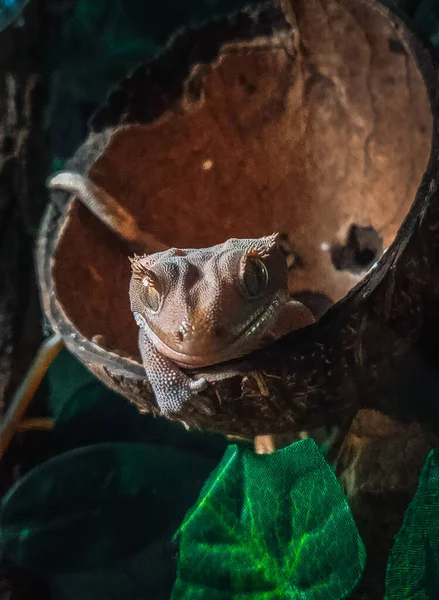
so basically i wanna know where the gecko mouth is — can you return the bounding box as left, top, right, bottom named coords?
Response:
left=140, top=292, right=287, bottom=368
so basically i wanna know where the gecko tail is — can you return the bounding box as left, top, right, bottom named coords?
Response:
left=46, top=171, right=89, bottom=195
left=47, top=170, right=168, bottom=255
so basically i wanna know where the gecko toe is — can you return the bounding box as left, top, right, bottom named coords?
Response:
left=189, top=377, right=208, bottom=393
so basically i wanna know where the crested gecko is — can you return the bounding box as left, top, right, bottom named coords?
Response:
left=129, top=234, right=315, bottom=414
left=47, top=171, right=316, bottom=431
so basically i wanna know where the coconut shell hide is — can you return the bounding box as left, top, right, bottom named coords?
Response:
left=37, top=0, right=439, bottom=437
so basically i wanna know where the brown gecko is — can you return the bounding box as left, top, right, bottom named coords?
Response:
left=129, top=234, right=315, bottom=414
left=47, top=172, right=314, bottom=416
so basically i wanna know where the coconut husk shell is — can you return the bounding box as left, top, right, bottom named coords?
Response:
left=37, top=0, right=438, bottom=439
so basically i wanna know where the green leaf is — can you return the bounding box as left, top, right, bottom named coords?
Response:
left=0, top=443, right=217, bottom=573
left=46, top=347, right=97, bottom=419
left=48, top=348, right=227, bottom=458
left=384, top=449, right=439, bottom=600
left=54, top=382, right=144, bottom=449
left=380, top=1, right=423, bottom=17
left=381, top=0, right=439, bottom=46
left=49, top=541, right=178, bottom=600
left=413, top=0, right=439, bottom=46
left=50, top=0, right=259, bottom=105
left=0, top=0, right=29, bottom=33
left=172, top=439, right=365, bottom=600
left=54, top=380, right=227, bottom=458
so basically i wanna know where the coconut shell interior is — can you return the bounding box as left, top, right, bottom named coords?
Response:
left=50, top=0, right=432, bottom=362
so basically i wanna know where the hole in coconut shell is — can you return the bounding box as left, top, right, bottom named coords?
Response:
left=331, top=225, right=383, bottom=275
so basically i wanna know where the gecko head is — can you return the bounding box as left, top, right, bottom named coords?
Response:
left=129, top=234, right=290, bottom=367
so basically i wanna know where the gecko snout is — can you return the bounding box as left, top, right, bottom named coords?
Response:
left=173, top=313, right=218, bottom=347
left=175, top=330, right=184, bottom=343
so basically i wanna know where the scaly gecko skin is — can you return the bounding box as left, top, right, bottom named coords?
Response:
left=129, top=234, right=315, bottom=415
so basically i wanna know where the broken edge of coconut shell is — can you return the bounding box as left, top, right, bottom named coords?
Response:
left=36, top=0, right=439, bottom=437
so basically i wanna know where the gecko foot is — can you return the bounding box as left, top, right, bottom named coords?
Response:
left=153, top=374, right=209, bottom=416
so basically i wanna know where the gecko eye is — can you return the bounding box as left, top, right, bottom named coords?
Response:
left=242, top=257, right=268, bottom=297
left=141, top=277, right=161, bottom=312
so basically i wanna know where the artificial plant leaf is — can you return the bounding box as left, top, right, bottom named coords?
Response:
left=53, top=382, right=147, bottom=448
left=0, top=0, right=29, bottom=32
left=50, top=0, right=259, bottom=105
left=413, top=0, right=439, bottom=46
left=49, top=538, right=178, bottom=600
left=46, top=347, right=97, bottom=418
left=0, top=442, right=217, bottom=573
left=381, top=0, right=422, bottom=16
left=381, top=0, right=439, bottom=46
left=384, top=449, right=439, bottom=599
left=54, top=380, right=227, bottom=458
left=172, top=439, right=365, bottom=600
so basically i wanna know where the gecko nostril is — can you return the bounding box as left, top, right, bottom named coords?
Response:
left=175, top=331, right=184, bottom=343
left=214, top=326, right=226, bottom=338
